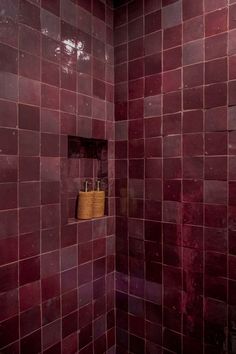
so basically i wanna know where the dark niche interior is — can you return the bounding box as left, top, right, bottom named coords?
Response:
left=67, top=136, right=108, bottom=222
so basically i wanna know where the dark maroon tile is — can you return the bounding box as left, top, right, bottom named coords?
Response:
left=19, top=256, right=40, bottom=285
left=0, top=209, right=18, bottom=241
left=0, top=43, right=18, bottom=74
left=0, top=182, right=17, bottom=210
left=163, top=91, right=181, bottom=114
left=205, top=132, right=227, bottom=156
left=0, top=315, right=19, bottom=348
left=163, top=46, right=182, bottom=71
left=19, top=207, right=40, bottom=234
left=183, top=110, right=203, bottom=133
left=205, top=275, right=227, bottom=302
left=163, top=113, right=181, bottom=135
left=206, top=32, right=227, bottom=60
left=19, top=231, right=40, bottom=259
left=205, top=204, right=227, bottom=228
left=20, top=329, right=41, bottom=354
left=205, top=252, right=227, bottom=277
left=42, top=0, right=60, bottom=16
left=19, top=280, right=40, bottom=312
left=205, top=58, right=227, bottom=84
left=0, top=127, right=18, bottom=155
left=0, top=289, right=18, bottom=322
left=145, top=10, right=161, bottom=34
left=183, top=0, right=203, bottom=20
left=20, top=305, right=41, bottom=337
left=62, top=310, right=78, bottom=338
left=163, top=24, right=182, bottom=50
left=205, top=83, right=227, bottom=108
left=42, top=296, right=60, bottom=326
left=0, top=262, right=18, bottom=293
left=183, top=202, right=203, bottom=226
left=163, top=70, right=181, bottom=95
left=183, top=63, right=203, bottom=88
left=19, top=0, right=40, bottom=30
left=128, top=0, right=143, bottom=21
left=205, top=106, right=227, bottom=132
left=183, top=133, right=203, bottom=156
left=19, top=104, right=40, bottom=131
left=42, top=274, right=60, bottom=302
left=205, top=157, right=227, bottom=180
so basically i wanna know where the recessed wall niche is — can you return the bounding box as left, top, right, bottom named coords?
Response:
left=67, top=136, right=108, bottom=222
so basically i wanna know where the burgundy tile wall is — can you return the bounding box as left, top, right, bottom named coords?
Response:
left=0, top=0, right=115, bottom=353
left=115, top=0, right=236, bottom=353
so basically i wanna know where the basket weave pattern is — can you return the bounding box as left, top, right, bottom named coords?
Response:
left=77, top=191, right=94, bottom=220
left=93, top=191, right=105, bottom=218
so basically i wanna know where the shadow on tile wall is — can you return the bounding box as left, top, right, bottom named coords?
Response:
left=114, top=0, right=236, bottom=353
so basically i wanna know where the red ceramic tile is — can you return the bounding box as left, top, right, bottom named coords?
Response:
left=162, top=2, right=182, bottom=29
left=205, top=204, right=227, bottom=228
left=0, top=43, right=18, bottom=74
left=19, top=24, right=40, bottom=56
left=163, top=46, right=182, bottom=71
left=163, top=69, right=181, bottom=93
left=163, top=24, right=182, bottom=50
left=0, top=315, right=19, bottom=348
left=205, top=83, right=227, bottom=108
left=20, top=330, right=41, bottom=354
left=128, top=17, right=143, bottom=41
left=145, top=10, right=161, bottom=34
left=42, top=0, right=60, bottom=16
left=0, top=100, right=17, bottom=128
left=183, top=0, right=203, bottom=20
left=19, top=104, right=40, bottom=131
left=206, top=32, right=227, bottom=60
left=145, top=30, right=162, bottom=55
left=183, top=39, right=204, bottom=65
left=19, top=130, right=39, bottom=157
left=19, top=256, right=40, bottom=286
left=20, top=305, right=41, bottom=337
left=0, top=128, right=18, bottom=155
left=19, top=231, right=40, bottom=260
left=205, top=58, right=227, bottom=84
left=205, top=0, right=227, bottom=12
left=163, top=91, right=181, bottom=114
left=205, top=8, right=228, bottom=37
left=183, top=110, right=203, bottom=133
left=205, top=157, right=227, bottom=180
left=19, top=77, right=40, bottom=106
left=0, top=237, right=18, bottom=266
left=163, top=113, right=181, bottom=135
left=205, top=132, right=227, bottom=156
left=183, top=16, right=204, bottom=43
left=0, top=209, right=18, bottom=240
left=205, top=106, right=227, bottom=132
left=0, top=72, right=18, bottom=102
left=19, top=0, right=40, bottom=30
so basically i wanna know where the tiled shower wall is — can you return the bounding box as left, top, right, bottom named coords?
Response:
left=115, top=0, right=236, bottom=353
left=0, top=0, right=116, bottom=353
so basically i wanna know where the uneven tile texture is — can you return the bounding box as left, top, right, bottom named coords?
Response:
left=114, top=0, right=236, bottom=353
left=0, top=0, right=115, bottom=353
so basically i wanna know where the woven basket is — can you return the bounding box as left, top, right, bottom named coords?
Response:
left=93, top=191, right=105, bottom=218
left=77, top=191, right=94, bottom=220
